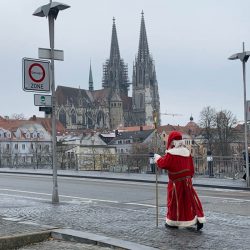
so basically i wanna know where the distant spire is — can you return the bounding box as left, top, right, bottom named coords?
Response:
left=89, top=61, right=94, bottom=91
left=110, top=17, right=120, bottom=61
left=138, top=10, right=149, bottom=62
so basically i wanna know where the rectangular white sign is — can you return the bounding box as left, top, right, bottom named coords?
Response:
left=34, top=94, right=52, bottom=107
left=22, top=58, right=50, bottom=92
left=38, top=48, right=64, bottom=61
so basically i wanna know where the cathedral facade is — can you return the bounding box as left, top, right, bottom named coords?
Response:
left=55, top=12, right=160, bottom=130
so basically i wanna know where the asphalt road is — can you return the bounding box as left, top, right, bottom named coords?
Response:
left=0, top=173, right=249, bottom=215
left=0, top=173, right=250, bottom=249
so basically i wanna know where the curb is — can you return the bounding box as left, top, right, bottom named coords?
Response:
left=51, top=228, right=158, bottom=250
left=0, top=231, right=51, bottom=250
left=0, top=228, right=157, bottom=250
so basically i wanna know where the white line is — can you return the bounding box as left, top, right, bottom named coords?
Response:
left=200, top=195, right=250, bottom=202
left=125, top=202, right=155, bottom=207
left=0, top=193, right=50, bottom=201
left=0, top=188, right=118, bottom=204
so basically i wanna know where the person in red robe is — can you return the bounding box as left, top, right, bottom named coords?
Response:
left=154, top=131, right=205, bottom=230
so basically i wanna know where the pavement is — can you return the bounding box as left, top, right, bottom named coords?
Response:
left=0, top=167, right=249, bottom=249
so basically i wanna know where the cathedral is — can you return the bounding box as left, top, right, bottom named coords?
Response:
left=55, top=12, right=160, bottom=130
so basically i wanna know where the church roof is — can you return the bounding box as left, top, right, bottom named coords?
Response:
left=56, top=85, right=112, bottom=107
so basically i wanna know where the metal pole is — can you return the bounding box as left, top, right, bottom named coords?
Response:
left=242, top=43, right=250, bottom=187
left=153, top=110, right=159, bottom=227
left=49, top=13, right=59, bottom=203
left=155, top=157, right=159, bottom=228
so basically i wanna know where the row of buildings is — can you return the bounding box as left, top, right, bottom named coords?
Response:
left=0, top=114, right=246, bottom=176
left=0, top=114, right=206, bottom=169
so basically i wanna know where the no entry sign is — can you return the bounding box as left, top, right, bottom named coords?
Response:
left=22, top=58, right=50, bottom=92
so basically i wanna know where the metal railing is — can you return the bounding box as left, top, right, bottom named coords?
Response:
left=0, top=153, right=246, bottom=179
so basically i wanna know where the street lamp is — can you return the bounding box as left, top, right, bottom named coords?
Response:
left=33, top=1, right=70, bottom=203
left=229, top=42, right=250, bottom=187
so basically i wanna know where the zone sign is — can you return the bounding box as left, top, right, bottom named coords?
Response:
left=22, top=58, right=50, bottom=92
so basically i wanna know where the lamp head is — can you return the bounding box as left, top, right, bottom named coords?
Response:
left=228, top=51, right=250, bottom=62
left=33, top=2, right=70, bottom=19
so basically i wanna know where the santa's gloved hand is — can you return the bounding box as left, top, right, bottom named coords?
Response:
left=154, top=153, right=161, bottom=163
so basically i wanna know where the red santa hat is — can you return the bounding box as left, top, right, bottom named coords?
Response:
left=167, top=131, right=182, bottom=149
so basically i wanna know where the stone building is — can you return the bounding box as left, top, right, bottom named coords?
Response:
left=55, top=12, right=160, bottom=130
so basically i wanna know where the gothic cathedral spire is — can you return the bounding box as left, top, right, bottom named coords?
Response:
left=102, top=17, right=130, bottom=96
left=132, top=11, right=161, bottom=126
left=138, top=10, right=149, bottom=63
left=89, top=61, right=94, bottom=91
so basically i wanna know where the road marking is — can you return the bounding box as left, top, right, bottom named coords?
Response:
left=200, top=195, right=250, bottom=202
left=0, top=188, right=249, bottom=209
left=0, top=188, right=118, bottom=204
left=125, top=202, right=155, bottom=207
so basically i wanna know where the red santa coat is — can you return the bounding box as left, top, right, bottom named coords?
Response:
left=156, top=147, right=205, bottom=227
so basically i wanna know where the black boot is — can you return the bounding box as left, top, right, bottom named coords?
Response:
left=165, top=223, right=178, bottom=229
left=196, top=221, right=203, bottom=231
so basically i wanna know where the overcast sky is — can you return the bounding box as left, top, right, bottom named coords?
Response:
left=1, top=0, right=250, bottom=126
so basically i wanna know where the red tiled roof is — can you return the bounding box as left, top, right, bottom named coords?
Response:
left=118, top=125, right=155, bottom=132
left=29, top=116, right=66, bottom=134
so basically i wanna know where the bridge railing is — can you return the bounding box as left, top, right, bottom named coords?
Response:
left=0, top=152, right=246, bottom=179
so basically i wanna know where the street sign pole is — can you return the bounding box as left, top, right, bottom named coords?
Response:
left=48, top=12, right=59, bottom=204
left=33, top=0, right=70, bottom=204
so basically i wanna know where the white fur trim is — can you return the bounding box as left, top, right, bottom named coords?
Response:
left=198, top=217, right=206, bottom=223
left=154, top=154, right=161, bottom=163
left=167, top=147, right=190, bottom=157
left=166, top=216, right=206, bottom=227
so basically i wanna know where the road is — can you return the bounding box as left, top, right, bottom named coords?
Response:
left=0, top=173, right=249, bottom=249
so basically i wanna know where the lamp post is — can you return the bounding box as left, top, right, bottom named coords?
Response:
left=33, top=1, right=70, bottom=203
left=229, top=42, right=250, bottom=187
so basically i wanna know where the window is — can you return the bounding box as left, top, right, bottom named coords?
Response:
left=71, top=110, right=76, bottom=125
left=6, top=144, right=10, bottom=150
left=15, top=144, right=18, bottom=150
left=59, top=109, right=66, bottom=127
left=31, top=143, right=34, bottom=150
left=22, top=144, right=25, bottom=150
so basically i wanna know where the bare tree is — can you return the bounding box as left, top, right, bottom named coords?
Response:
left=10, top=113, right=26, bottom=120
left=199, top=106, right=216, bottom=153
left=214, top=110, right=237, bottom=156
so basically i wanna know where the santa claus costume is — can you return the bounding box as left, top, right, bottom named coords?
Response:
left=154, top=131, right=205, bottom=230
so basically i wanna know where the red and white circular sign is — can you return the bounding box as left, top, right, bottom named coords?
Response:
left=28, top=63, right=46, bottom=83
left=22, top=58, right=50, bottom=92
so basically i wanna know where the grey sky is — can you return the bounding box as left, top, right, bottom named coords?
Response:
left=1, top=0, right=250, bottom=126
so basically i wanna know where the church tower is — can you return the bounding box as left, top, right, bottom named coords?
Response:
left=109, top=89, right=124, bottom=129
left=132, top=11, right=160, bottom=126
left=88, top=62, right=94, bottom=91
left=102, top=18, right=130, bottom=97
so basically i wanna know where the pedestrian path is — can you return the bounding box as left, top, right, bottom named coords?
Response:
left=0, top=218, right=156, bottom=250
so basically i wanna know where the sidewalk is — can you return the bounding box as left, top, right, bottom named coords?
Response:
left=0, top=218, right=156, bottom=250
left=0, top=167, right=248, bottom=190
